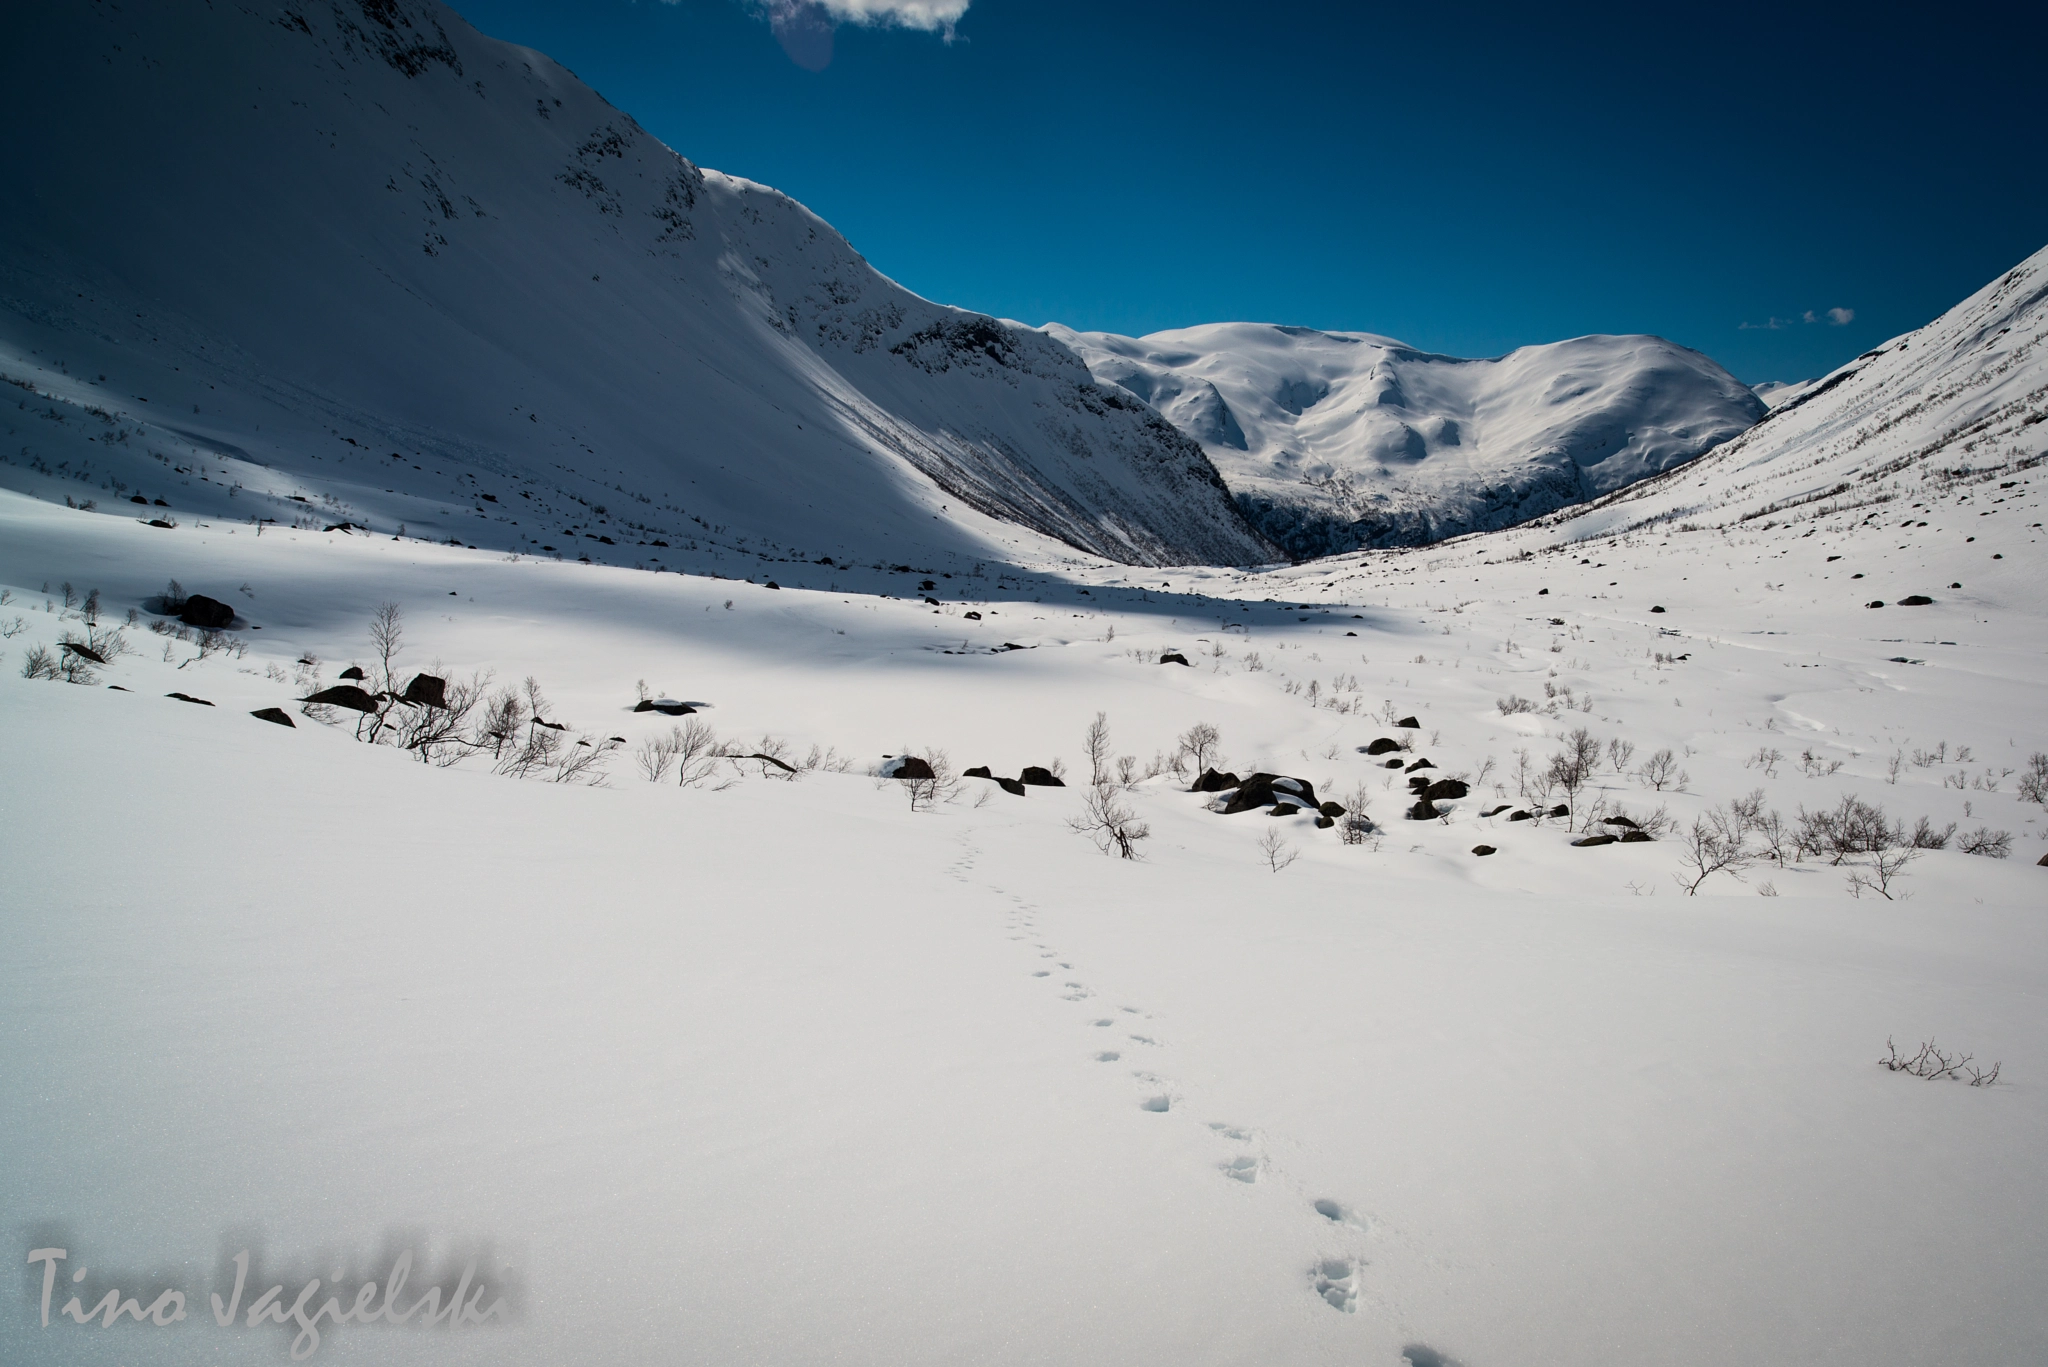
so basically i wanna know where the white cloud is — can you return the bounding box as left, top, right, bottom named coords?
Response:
left=813, top=0, right=969, bottom=29
left=1739, top=307, right=1856, bottom=331
left=1827, top=306, right=1855, bottom=326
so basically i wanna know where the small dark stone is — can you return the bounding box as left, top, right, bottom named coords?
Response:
left=61, top=642, right=108, bottom=664
left=890, top=756, right=937, bottom=780
left=922, top=596, right=940, bottom=606
left=1471, top=845, right=1496, bottom=857
left=1508, top=810, right=1532, bottom=822
left=1396, top=715, right=1420, bottom=729
left=166, top=692, right=214, bottom=706
left=963, top=765, right=994, bottom=779
left=1314, top=815, right=1335, bottom=829
left=1620, top=830, right=1654, bottom=843
left=1601, top=815, right=1640, bottom=829
left=1318, top=801, right=1345, bottom=818
left=964, top=611, right=982, bottom=620
left=1480, top=805, right=1510, bottom=817
left=1406, top=758, right=1434, bottom=772
left=1423, top=778, right=1469, bottom=802
left=147, top=519, right=175, bottom=528
left=1538, top=588, right=1549, bottom=595
left=2038, top=853, right=2048, bottom=867
left=765, top=580, right=780, bottom=590
left=996, top=777, right=1027, bottom=796
left=1650, top=606, right=1665, bottom=613
left=400, top=673, right=448, bottom=708
left=1159, top=652, right=1190, bottom=666
left=1548, top=804, right=1570, bottom=819
left=1407, top=799, right=1440, bottom=820
left=633, top=699, right=655, bottom=711
left=250, top=707, right=296, bottom=728
left=1867, top=600, right=1885, bottom=608
left=339, top=665, right=366, bottom=681
left=130, top=494, right=147, bottom=504
left=1384, top=759, right=1404, bottom=769
left=1898, top=594, right=1934, bottom=606
left=1363, top=737, right=1403, bottom=755
left=1271, top=802, right=1301, bottom=816
left=1572, top=834, right=1618, bottom=847
left=1019, top=766, right=1065, bottom=787
left=1549, top=617, right=1564, bottom=625
left=1193, top=768, right=1241, bottom=793
left=179, top=594, right=234, bottom=628
left=300, top=684, right=380, bottom=713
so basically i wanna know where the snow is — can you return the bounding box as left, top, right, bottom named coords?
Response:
left=1049, top=322, right=1765, bottom=556
left=2, top=2, right=2045, bottom=1363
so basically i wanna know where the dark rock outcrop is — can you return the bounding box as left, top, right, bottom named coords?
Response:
left=1572, top=834, right=1617, bottom=847
left=1363, top=738, right=1403, bottom=756
left=179, top=594, right=235, bottom=628
left=1471, top=845, right=1496, bottom=856
left=400, top=673, right=449, bottom=708
left=1020, top=766, right=1065, bottom=787
left=1422, top=778, right=1469, bottom=802
left=301, top=684, right=380, bottom=713
left=1407, top=799, right=1440, bottom=820
left=1396, top=715, right=1420, bottom=729
left=1193, top=767, right=1241, bottom=793
left=250, top=707, right=296, bottom=727
left=996, top=777, right=1027, bottom=796
left=1159, top=652, right=1190, bottom=666
left=1898, top=594, right=1934, bottom=606
left=1221, top=773, right=1319, bottom=814
left=963, top=765, right=994, bottom=779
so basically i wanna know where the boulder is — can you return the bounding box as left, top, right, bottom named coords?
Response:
left=339, top=665, right=366, bottom=681
left=1363, top=737, right=1403, bottom=755
left=1159, top=652, right=1191, bottom=666
left=1620, top=830, right=1654, bottom=843
left=1407, top=799, right=1440, bottom=821
left=1314, top=815, right=1335, bottom=829
left=1020, top=766, right=1065, bottom=787
left=1867, top=600, right=1885, bottom=608
left=1318, top=800, right=1346, bottom=818
left=1479, top=805, right=1510, bottom=818
left=1507, top=810, right=1533, bottom=822
left=1271, top=803, right=1301, bottom=816
left=1384, top=758, right=1405, bottom=769
left=964, top=611, right=982, bottom=620
left=1650, top=606, right=1666, bottom=614
left=1193, top=768, right=1241, bottom=793
left=400, top=673, right=449, bottom=708
left=1396, top=715, right=1420, bottom=729
left=1471, top=845, right=1497, bottom=857
left=179, top=594, right=235, bottom=628
left=250, top=707, right=296, bottom=728
left=2038, top=853, right=2048, bottom=867
left=996, top=777, right=1027, bottom=796
left=1898, top=594, right=1934, bottom=606
left=887, top=756, right=937, bottom=781
left=1406, top=758, right=1434, bottom=772
left=1601, top=815, right=1640, bottom=829
left=300, top=684, right=380, bottom=713
left=963, top=765, right=994, bottom=779
left=1221, top=773, right=1319, bottom=814
left=1572, top=834, right=1618, bottom=847
left=765, top=580, right=780, bottom=590
left=166, top=692, right=214, bottom=706
left=1423, top=778, right=1469, bottom=802
left=61, top=641, right=108, bottom=664
left=1548, top=805, right=1570, bottom=818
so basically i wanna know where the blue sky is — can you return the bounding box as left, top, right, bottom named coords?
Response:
left=457, top=0, right=2046, bottom=384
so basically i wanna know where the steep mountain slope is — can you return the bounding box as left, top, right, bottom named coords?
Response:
left=1538, top=240, right=2047, bottom=546
left=1050, top=322, right=1764, bottom=557
left=0, top=0, right=1271, bottom=569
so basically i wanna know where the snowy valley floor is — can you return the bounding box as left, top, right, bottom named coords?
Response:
left=3, top=488, right=2046, bottom=1366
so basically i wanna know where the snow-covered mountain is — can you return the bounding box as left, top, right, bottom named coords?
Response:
left=0, top=0, right=1271, bottom=569
left=1050, top=323, right=1765, bottom=558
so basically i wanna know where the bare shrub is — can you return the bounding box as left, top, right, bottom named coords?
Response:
left=1846, top=844, right=1920, bottom=899
left=1546, top=727, right=1601, bottom=828
left=1957, top=826, right=2012, bottom=858
left=21, top=643, right=59, bottom=679
left=1744, top=746, right=1784, bottom=777
left=2019, top=753, right=2048, bottom=806
left=1798, top=747, right=1844, bottom=778
left=1496, top=695, right=1538, bottom=715
left=1880, top=1037, right=2000, bottom=1086
left=1909, top=816, right=1956, bottom=850
left=1068, top=783, right=1151, bottom=859
left=1339, top=783, right=1376, bottom=845
left=1635, top=748, right=1688, bottom=791
left=1083, top=712, right=1112, bottom=787
left=1795, top=795, right=1900, bottom=864
left=1174, top=721, right=1221, bottom=779
left=1607, top=737, right=1636, bottom=773
left=898, top=748, right=958, bottom=811
left=1256, top=825, right=1298, bottom=872
left=1674, top=807, right=1752, bottom=895
left=388, top=666, right=488, bottom=765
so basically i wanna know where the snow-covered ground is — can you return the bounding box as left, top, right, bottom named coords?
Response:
left=3, top=237, right=2043, bottom=1358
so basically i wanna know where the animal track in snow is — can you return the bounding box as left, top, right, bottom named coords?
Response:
left=1095, top=1051, right=1121, bottom=1062
left=1313, top=1199, right=1367, bottom=1230
left=1032, top=970, right=1050, bottom=977
left=1092, top=1018, right=1114, bottom=1027
left=1127, top=1034, right=1157, bottom=1045
left=1139, top=1094, right=1172, bottom=1112
left=1222, top=1154, right=1261, bottom=1183
left=1399, top=1346, right=1463, bottom=1367
left=1312, top=1258, right=1359, bottom=1312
